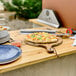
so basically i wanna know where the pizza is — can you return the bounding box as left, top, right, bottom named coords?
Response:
left=25, top=32, right=58, bottom=43
left=0, top=26, right=7, bottom=31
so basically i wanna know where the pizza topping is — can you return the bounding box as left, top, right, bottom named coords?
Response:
left=26, top=32, right=57, bottom=43
left=0, top=26, right=7, bottom=31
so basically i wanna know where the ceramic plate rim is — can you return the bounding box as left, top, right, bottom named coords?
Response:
left=0, top=45, right=22, bottom=64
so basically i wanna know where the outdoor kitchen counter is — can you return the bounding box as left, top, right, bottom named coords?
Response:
left=0, top=27, right=76, bottom=74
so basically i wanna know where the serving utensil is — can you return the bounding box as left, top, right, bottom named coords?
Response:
left=25, top=37, right=63, bottom=53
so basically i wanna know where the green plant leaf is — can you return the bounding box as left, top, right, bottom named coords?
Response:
left=2, top=0, right=42, bottom=19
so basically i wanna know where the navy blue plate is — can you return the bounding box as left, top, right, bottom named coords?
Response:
left=0, top=45, right=22, bottom=64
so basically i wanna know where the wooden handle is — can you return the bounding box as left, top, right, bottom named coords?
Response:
left=44, top=37, right=63, bottom=53
left=50, top=37, right=63, bottom=47
left=46, top=46, right=55, bottom=53
left=25, top=37, right=63, bottom=53
left=25, top=42, right=54, bottom=53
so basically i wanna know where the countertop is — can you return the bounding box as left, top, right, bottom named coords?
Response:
left=0, top=27, right=76, bottom=73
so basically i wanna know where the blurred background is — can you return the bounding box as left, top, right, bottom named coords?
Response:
left=0, top=0, right=42, bottom=30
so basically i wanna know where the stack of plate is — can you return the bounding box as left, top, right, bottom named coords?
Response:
left=0, top=45, right=22, bottom=64
left=0, top=30, right=10, bottom=44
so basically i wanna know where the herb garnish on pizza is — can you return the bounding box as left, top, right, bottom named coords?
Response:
left=25, top=32, right=58, bottom=43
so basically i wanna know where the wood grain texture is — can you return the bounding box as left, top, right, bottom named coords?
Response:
left=29, top=19, right=76, bottom=57
left=1, top=54, right=76, bottom=76
left=25, top=37, right=63, bottom=53
left=0, top=30, right=57, bottom=73
left=0, top=26, right=76, bottom=74
left=29, top=19, right=67, bottom=33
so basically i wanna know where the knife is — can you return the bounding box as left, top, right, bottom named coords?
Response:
left=20, top=29, right=57, bottom=34
left=20, top=29, right=71, bottom=37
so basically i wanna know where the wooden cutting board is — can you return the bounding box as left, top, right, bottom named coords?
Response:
left=25, top=37, right=63, bottom=54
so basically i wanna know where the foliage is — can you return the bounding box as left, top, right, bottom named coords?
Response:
left=1, top=0, right=42, bottom=19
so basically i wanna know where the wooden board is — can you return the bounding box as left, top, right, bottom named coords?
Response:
left=29, top=19, right=67, bottom=33
left=0, top=30, right=57, bottom=73
left=55, top=38, right=76, bottom=57
left=25, top=37, right=63, bottom=53
left=0, top=27, right=76, bottom=74
left=29, top=19, right=76, bottom=57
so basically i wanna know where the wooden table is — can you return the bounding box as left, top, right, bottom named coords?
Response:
left=0, top=28, right=57, bottom=73
left=29, top=19, right=76, bottom=56
left=0, top=26, right=76, bottom=73
left=29, top=19, right=66, bottom=33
